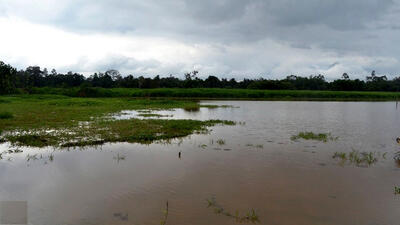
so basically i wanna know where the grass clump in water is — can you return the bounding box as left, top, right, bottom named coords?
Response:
left=113, top=153, right=126, bottom=163
left=0, top=112, right=13, bottom=119
left=291, top=132, right=338, bottom=142
left=216, top=139, right=226, bottom=145
left=137, top=113, right=170, bottom=118
left=160, top=201, right=169, bottom=225
left=395, top=186, right=400, bottom=195
left=198, top=144, right=208, bottom=149
left=7, top=134, right=58, bottom=148
left=333, top=152, right=346, bottom=160
left=332, top=149, right=379, bottom=167
left=394, top=152, right=400, bottom=165
left=183, top=105, right=200, bottom=112
left=206, top=197, right=259, bottom=224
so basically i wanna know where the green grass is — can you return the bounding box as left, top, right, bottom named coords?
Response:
left=291, top=132, right=338, bottom=142
left=332, top=150, right=379, bottom=167
left=183, top=105, right=200, bottom=112
left=5, top=118, right=234, bottom=148
left=0, top=112, right=13, bottom=119
left=29, top=87, right=400, bottom=101
left=333, top=152, right=347, bottom=160
left=0, top=95, right=199, bottom=130
left=0, top=95, right=235, bottom=147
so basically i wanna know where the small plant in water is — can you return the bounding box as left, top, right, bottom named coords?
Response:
left=198, top=144, right=207, bottom=149
left=160, top=201, right=169, bottom=225
left=49, top=154, right=54, bottom=162
left=291, top=132, right=338, bottom=142
left=216, top=139, right=226, bottom=145
left=333, top=152, right=346, bottom=160
left=395, top=186, right=400, bottom=195
left=206, top=197, right=260, bottom=224
left=26, top=154, right=38, bottom=162
left=113, top=153, right=126, bottom=163
left=394, top=152, right=400, bottom=164
left=137, top=113, right=170, bottom=118
left=332, top=150, right=380, bottom=167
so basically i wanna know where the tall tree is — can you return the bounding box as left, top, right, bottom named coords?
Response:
left=0, top=61, right=17, bottom=94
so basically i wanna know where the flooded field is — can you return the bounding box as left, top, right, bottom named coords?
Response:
left=1, top=101, right=400, bottom=225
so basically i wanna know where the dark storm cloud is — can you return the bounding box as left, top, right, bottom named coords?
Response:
left=2, top=0, right=394, bottom=39
left=1, top=0, right=400, bottom=78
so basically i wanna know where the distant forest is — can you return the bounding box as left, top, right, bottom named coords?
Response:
left=1, top=61, right=400, bottom=94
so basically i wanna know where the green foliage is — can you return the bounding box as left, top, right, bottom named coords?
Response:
left=333, top=152, right=346, bottom=160
left=2, top=59, right=400, bottom=92
left=0, top=112, right=13, bottom=119
left=0, top=61, right=17, bottom=95
left=28, top=87, right=400, bottom=100
left=7, top=134, right=57, bottom=148
left=5, top=119, right=234, bottom=148
left=183, top=105, right=200, bottom=112
left=291, top=132, right=338, bottom=142
left=332, top=150, right=380, bottom=167
left=0, top=95, right=235, bottom=147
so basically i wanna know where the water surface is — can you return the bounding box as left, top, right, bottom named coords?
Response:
left=1, top=101, right=400, bottom=225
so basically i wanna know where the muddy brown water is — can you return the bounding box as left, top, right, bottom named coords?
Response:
left=1, top=101, right=400, bottom=225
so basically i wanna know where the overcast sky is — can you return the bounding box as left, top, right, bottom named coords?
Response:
left=1, top=0, right=400, bottom=79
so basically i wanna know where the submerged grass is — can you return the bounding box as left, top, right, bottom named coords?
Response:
left=332, top=149, right=380, bottom=167
left=216, top=139, right=226, bottom=145
left=160, top=201, right=169, bottom=225
left=5, top=119, right=234, bottom=148
left=206, top=197, right=259, bottom=224
left=137, top=113, right=171, bottom=118
left=291, top=132, right=338, bottom=142
left=0, top=95, right=235, bottom=147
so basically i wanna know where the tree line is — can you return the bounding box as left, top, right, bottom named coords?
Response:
left=1, top=61, right=400, bottom=94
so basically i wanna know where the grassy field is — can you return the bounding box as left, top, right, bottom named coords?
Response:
left=29, top=87, right=400, bottom=100
left=0, top=95, right=234, bottom=147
